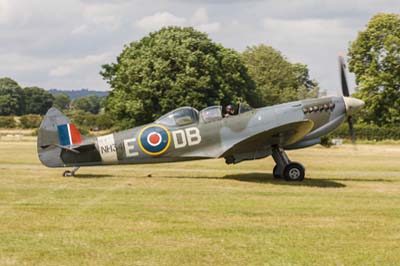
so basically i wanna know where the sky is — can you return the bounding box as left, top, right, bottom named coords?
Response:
left=0, top=0, right=398, bottom=95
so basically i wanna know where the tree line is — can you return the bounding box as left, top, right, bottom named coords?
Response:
left=0, top=78, right=105, bottom=116
left=0, top=78, right=112, bottom=130
left=0, top=78, right=53, bottom=116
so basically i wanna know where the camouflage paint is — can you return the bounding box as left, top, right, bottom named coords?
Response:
left=38, top=96, right=348, bottom=168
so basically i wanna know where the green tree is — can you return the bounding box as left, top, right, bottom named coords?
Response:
left=241, top=45, right=319, bottom=106
left=66, top=110, right=97, bottom=133
left=0, top=77, right=24, bottom=115
left=23, top=87, right=54, bottom=115
left=72, top=95, right=102, bottom=114
left=348, top=13, right=400, bottom=126
left=291, top=63, right=319, bottom=100
left=96, top=112, right=114, bottom=130
left=53, top=93, right=71, bottom=110
left=101, top=26, right=257, bottom=128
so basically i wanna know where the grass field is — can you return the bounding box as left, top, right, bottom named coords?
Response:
left=0, top=140, right=399, bottom=266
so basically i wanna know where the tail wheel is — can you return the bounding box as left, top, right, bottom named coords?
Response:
left=63, top=170, right=74, bottom=177
left=283, top=162, right=305, bottom=181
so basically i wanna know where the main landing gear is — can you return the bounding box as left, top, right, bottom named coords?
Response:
left=272, top=146, right=305, bottom=181
left=63, top=166, right=80, bottom=177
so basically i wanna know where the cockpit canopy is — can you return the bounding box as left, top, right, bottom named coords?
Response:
left=238, top=102, right=253, bottom=114
left=200, top=103, right=253, bottom=122
left=200, top=106, right=223, bottom=123
left=156, top=107, right=199, bottom=126
left=156, top=103, right=254, bottom=126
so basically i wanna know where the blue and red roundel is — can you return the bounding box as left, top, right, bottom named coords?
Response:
left=138, top=125, right=171, bottom=156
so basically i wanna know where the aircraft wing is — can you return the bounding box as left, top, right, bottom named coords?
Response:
left=221, top=120, right=314, bottom=157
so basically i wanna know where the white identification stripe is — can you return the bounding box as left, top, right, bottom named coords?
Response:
left=97, top=134, right=118, bottom=163
left=67, top=124, right=72, bottom=145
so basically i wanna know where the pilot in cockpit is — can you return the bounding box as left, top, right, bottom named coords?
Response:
left=224, top=105, right=235, bottom=117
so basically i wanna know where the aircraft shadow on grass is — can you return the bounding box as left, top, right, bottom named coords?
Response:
left=221, top=173, right=346, bottom=188
left=73, top=174, right=113, bottom=179
left=329, top=178, right=395, bottom=183
left=165, top=173, right=345, bottom=188
left=72, top=172, right=345, bottom=187
left=71, top=173, right=396, bottom=187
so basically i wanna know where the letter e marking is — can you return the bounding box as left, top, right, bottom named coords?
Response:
left=124, top=138, right=138, bottom=157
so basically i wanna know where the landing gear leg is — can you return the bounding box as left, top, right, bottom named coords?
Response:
left=272, top=165, right=280, bottom=179
left=63, top=166, right=80, bottom=177
left=271, top=146, right=305, bottom=181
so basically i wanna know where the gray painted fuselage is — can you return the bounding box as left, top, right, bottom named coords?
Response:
left=38, top=96, right=347, bottom=168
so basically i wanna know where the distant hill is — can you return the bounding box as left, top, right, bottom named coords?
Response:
left=48, top=89, right=109, bottom=100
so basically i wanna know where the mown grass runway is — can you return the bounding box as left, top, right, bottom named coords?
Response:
left=0, top=139, right=400, bottom=266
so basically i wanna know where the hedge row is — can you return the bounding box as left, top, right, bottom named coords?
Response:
left=0, top=115, right=44, bottom=129
left=0, top=116, right=17, bottom=128
left=330, top=123, right=400, bottom=141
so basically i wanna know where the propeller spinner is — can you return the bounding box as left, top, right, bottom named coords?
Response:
left=338, top=54, right=365, bottom=143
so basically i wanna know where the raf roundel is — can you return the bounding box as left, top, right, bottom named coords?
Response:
left=138, top=125, right=171, bottom=156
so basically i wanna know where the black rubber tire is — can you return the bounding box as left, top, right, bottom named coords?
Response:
left=283, top=162, right=305, bottom=182
left=273, top=165, right=281, bottom=179
left=63, top=170, right=73, bottom=177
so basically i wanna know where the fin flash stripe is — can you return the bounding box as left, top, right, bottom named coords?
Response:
left=57, top=123, right=82, bottom=146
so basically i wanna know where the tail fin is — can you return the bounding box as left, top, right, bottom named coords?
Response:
left=37, top=108, right=83, bottom=167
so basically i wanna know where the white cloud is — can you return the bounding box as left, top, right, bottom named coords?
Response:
left=136, top=12, right=186, bottom=31
left=0, top=53, right=50, bottom=72
left=49, top=66, right=73, bottom=77
left=0, top=0, right=11, bottom=23
left=262, top=18, right=351, bottom=39
left=75, top=53, right=113, bottom=65
left=0, top=0, right=33, bottom=25
left=49, top=52, right=113, bottom=77
left=191, top=8, right=221, bottom=33
left=135, top=8, right=221, bottom=34
left=71, top=24, right=89, bottom=35
left=191, top=7, right=208, bottom=25
left=135, top=8, right=221, bottom=33
left=82, top=3, right=122, bottom=30
left=260, top=17, right=354, bottom=54
left=196, top=22, right=221, bottom=33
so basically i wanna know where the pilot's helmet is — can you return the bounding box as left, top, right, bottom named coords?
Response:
left=226, top=105, right=234, bottom=112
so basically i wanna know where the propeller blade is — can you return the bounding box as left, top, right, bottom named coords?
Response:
left=339, top=55, right=350, bottom=97
left=347, top=116, right=356, bottom=144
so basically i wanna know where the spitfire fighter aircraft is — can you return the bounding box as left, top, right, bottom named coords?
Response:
left=38, top=56, right=364, bottom=181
